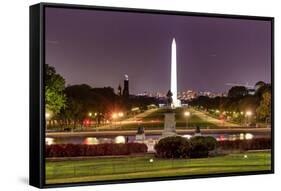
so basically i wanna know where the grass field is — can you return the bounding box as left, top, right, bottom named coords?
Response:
left=46, top=151, right=271, bottom=184
left=103, top=108, right=218, bottom=130
left=145, top=108, right=218, bottom=127
left=47, top=108, right=238, bottom=131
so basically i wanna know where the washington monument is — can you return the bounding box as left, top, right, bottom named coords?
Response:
left=171, top=38, right=181, bottom=107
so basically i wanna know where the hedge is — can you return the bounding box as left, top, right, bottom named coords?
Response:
left=217, top=138, right=271, bottom=151
left=154, top=136, right=270, bottom=159
left=46, top=143, right=148, bottom=158
left=154, top=136, right=191, bottom=158
left=189, top=136, right=217, bottom=158
left=155, top=136, right=218, bottom=159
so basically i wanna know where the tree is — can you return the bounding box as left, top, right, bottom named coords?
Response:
left=255, top=81, right=266, bottom=90
left=61, top=84, right=121, bottom=126
left=228, top=86, right=248, bottom=98
left=255, top=84, right=271, bottom=98
left=256, top=91, right=271, bottom=123
left=238, top=95, right=259, bottom=112
left=45, top=64, right=66, bottom=115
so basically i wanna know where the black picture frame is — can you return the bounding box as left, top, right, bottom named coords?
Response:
left=30, top=2, right=274, bottom=188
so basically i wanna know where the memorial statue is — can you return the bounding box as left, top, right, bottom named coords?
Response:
left=136, top=127, right=145, bottom=142
left=166, top=90, right=173, bottom=108
left=137, top=127, right=144, bottom=134
left=194, top=126, right=202, bottom=136
left=162, top=90, right=177, bottom=138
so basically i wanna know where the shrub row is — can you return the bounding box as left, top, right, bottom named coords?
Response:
left=154, top=136, right=191, bottom=158
left=189, top=136, right=217, bottom=158
left=155, top=136, right=217, bottom=159
left=46, top=143, right=148, bottom=158
left=217, top=138, right=271, bottom=151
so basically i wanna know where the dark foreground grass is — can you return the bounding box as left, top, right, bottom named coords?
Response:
left=46, top=151, right=271, bottom=184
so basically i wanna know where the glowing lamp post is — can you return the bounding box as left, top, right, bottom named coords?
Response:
left=184, top=111, right=191, bottom=128
left=45, top=112, right=51, bottom=119
left=112, top=113, right=117, bottom=128
left=118, top=112, right=124, bottom=117
left=87, top=112, right=94, bottom=128
left=112, top=113, right=117, bottom=119
left=118, top=112, right=124, bottom=127
left=45, top=112, right=51, bottom=128
left=245, top=110, right=253, bottom=126
left=245, top=111, right=252, bottom=116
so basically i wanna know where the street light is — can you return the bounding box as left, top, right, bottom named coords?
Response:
left=118, top=112, right=124, bottom=117
left=184, top=111, right=191, bottom=128
left=245, top=111, right=252, bottom=117
left=111, top=112, right=124, bottom=128
left=87, top=112, right=93, bottom=129
left=112, top=113, right=118, bottom=128
left=245, top=110, right=253, bottom=126
left=112, top=113, right=117, bottom=119
left=184, top=111, right=190, bottom=117
left=45, top=112, right=51, bottom=127
left=45, top=112, right=51, bottom=119
left=118, top=112, right=124, bottom=127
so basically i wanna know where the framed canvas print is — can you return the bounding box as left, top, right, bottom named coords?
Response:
left=29, top=2, right=274, bottom=188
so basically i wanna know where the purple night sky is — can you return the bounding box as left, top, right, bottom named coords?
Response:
left=45, top=7, right=271, bottom=94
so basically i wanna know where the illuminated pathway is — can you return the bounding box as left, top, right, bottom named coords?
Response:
left=190, top=108, right=239, bottom=127
left=98, top=108, right=160, bottom=129
left=126, top=108, right=159, bottom=121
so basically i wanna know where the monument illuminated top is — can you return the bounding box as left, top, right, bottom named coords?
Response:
left=171, top=38, right=181, bottom=107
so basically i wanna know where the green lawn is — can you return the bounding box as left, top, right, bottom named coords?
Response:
left=109, top=108, right=218, bottom=130
left=145, top=108, right=218, bottom=127
left=46, top=151, right=271, bottom=184
left=47, top=108, right=222, bottom=131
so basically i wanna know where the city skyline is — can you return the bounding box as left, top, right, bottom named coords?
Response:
left=45, top=7, right=271, bottom=94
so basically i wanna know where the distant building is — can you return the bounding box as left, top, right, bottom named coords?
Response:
left=118, top=84, right=122, bottom=96
left=136, top=89, right=228, bottom=101
left=177, top=90, right=197, bottom=100
left=122, top=74, right=129, bottom=97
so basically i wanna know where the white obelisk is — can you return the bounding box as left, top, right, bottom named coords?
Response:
left=171, top=38, right=180, bottom=107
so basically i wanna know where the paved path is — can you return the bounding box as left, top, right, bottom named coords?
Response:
left=126, top=108, right=159, bottom=121
left=190, top=108, right=239, bottom=127
left=97, top=108, right=160, bottom=129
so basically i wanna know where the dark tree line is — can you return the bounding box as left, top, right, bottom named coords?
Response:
left=189, top=83, right=272, bottom=124
left=45, top=64, right=158, bottom=130
left=55, top=84, right=121, bottom=128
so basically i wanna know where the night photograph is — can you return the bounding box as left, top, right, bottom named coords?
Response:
left=44, top=7, right=272, bottom=185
